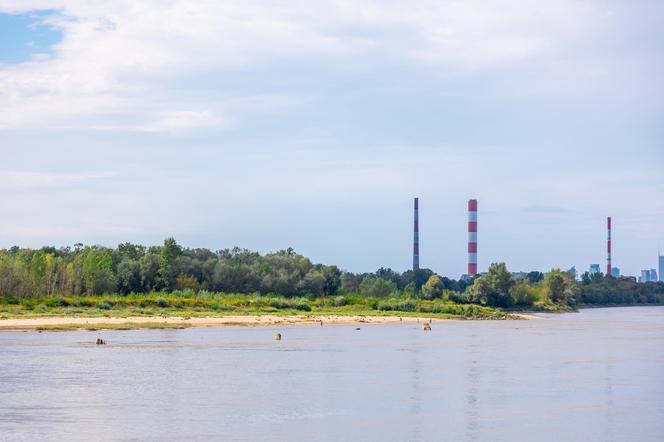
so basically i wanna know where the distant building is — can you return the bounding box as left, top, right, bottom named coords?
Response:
left=567, top=266, right=577, bottom=280
left=460, top=274, right=473, bottom=283
left=589, top=264, right=601, bottom=275
left=639, top=269, right=658, bottom=283
left=659, top=252, right=664, bottom=282
left=512, top=272, right=529, bottom=280
left=611, top=267, right=620, bottom=277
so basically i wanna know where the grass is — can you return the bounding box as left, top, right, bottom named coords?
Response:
left=35, top=322, right=190, bottom=331
left=0, top=292, right=516, bottom=320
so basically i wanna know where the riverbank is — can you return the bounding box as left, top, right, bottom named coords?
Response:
left=0, top=312, right=539, bottom=331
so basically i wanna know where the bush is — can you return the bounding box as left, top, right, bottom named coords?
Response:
left=377, top=299, right=416, bottom=312
left=156, top=297, right=169, bottom=308
left=294, top=301, right=312, bottom=312
left=448, top=291, right=472, bottom=304
left=376, top=302, right=392, bottom=311
left=510, top=281, right=539, bottom=307
left=71, top=297, right=96, bottom=307
left=268, top=297, right=312, bottom=311
left=394, top=300, right=416, bottom=312
left=333, top=296, right=348, bottom=307
left=45, top=296, right=69, bottom=307
left=96, top=301, right=111, bottom=310
left=421, top=275, right=444, bottom=300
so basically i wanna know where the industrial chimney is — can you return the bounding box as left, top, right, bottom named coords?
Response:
left=468, top=199, right=478, bottom=276
left=607, top=217, right=612, bottom=276
left=413, top=197, right=419, bottom=272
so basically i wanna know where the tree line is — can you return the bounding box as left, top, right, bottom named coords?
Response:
left=0, top=238, right=662, bottom=308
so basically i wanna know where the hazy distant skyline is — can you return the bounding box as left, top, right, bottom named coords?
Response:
left=1, top=1, right=663, bottom=277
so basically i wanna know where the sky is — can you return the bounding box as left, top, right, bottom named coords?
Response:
left=0, top=0, right=662, bottom=278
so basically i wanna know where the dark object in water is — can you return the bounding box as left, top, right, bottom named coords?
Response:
left=355, top=328, right=361, bottom=330
left=422, top=323, right=431, bottom=331
left=96, top=338, right=106, bottom=345
left=275, top=333, right=282, bottom=341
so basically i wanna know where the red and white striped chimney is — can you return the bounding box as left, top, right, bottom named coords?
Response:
left=468, top=199, right=478, bottom=276
left=413, top=197, right=419, bottom=272
left=607, top=216, right=612, bottom=276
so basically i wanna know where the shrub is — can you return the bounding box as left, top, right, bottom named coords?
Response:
left=333, top=296, right=348, bottom=307
left=376, top=302, right=392, bottom=311
left=45, top=296, right=69, bottom=307
left=96, top=301, right=111, bottom=310
left=448, top=291, right=472, bottom=304
left=268, top=297, right=312, bottom=311
left=156, top=297, right=169, bottom=308
left=293, top=301, right=312, bottom=312
left=376, top=299, right=416, bottom=312
left=394, top=300, right=416, bottom=312
left=421, top=275, right=444, bottom=300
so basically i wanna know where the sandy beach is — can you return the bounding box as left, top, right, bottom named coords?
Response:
left=0, top=313, right=540, bottom=330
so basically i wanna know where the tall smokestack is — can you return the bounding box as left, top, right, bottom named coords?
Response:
left=413, top=198, right=420, bottom=271
left=468, top=199, right=478, bottom=276
left=413, top=197, right=419, bottom=271
left=607, top=216, right=612, bottom=276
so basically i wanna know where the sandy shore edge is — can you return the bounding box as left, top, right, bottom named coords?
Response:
left=0, top=313, right=539, bottom=330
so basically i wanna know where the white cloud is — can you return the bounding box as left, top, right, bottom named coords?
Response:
left=0, top=0, right=614, bottom=131
left=0, top=170, right=117, bottom=190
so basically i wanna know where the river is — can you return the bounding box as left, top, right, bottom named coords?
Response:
left=1, top=306, right=663, bottom=441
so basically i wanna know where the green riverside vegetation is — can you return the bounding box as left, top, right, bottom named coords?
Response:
left=0, top=238, right=662, bottom=319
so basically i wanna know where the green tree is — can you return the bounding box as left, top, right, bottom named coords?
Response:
left=320, top=265, right=342, bottom=296
left=340, top=273, right=360, bottom=293
left=139, top=252, right=160, bottom=291
left=298, top=270, right=326, bottom=296
left=359, top=277, right=397, bottom=298
left=157, top=238, right=182, bottom=291
left=422, top=275, right=444, bottom=300
left=82, top=248, right=116, bottom=294
left=527, top=271, right=544, bottom=284
left=466, top=276, right=492, bottom=305
left=483, top=262, right=515, bottom=307
left=117, top=259, right=141, bottom=294
left=510, top=280, right=538, bottom=306
left=544, top=269, right=576, bottom=305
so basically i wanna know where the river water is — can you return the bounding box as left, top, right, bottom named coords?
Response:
left=0, top=306, right=663, bottom=441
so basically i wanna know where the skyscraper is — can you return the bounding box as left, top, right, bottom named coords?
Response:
left=640, top=269, right=658, bottom=283
left=659, top=251, right=664, bottom=282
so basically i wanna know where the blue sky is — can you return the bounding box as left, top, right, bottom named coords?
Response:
left=0, top=1, right=662, bottom=277
left=0, top=10, right=61, bottom=63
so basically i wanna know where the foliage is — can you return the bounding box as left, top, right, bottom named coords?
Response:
left=509, top=281, right=541, bottom=307
left=421, top=275, right=444, bottom=300
left=0, top=241, right=661, bottom=311
left=543, top=269, right=577, bottom=305
left=465, top=263, right=515, bottom=308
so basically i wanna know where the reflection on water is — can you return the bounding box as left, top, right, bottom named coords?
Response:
left=465, top=332, right=480, bottom=442
left=1, top=307, right=663, bottom=442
